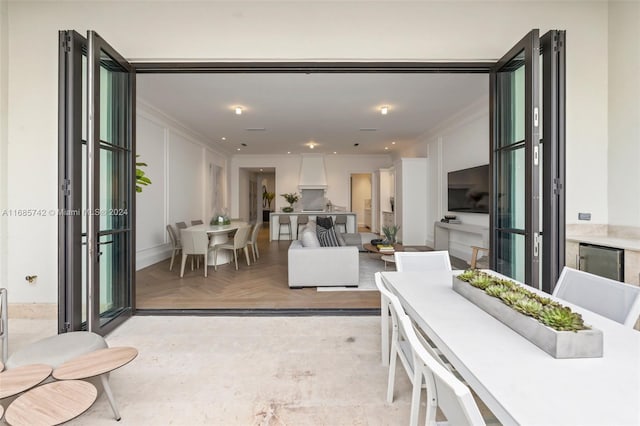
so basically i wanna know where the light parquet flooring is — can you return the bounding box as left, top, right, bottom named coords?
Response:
left=136, top=226, right=381, bottom=310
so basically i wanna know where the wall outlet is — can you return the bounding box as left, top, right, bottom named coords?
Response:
left=578, top=212, right=591, bottom=221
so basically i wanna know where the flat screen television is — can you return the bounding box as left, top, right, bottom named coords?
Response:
left=447, top=164, right=490, bottom=214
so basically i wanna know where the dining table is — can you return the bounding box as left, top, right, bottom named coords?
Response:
left=381, top=270, right=640, bottom=426
left=187, top=222, right=249, bottom=266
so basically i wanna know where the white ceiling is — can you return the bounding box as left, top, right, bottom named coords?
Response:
left=137, top=72, right=488, bottom=156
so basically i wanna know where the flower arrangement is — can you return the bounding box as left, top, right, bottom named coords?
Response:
left=281, top=192, right=299, bottom=212
left=456, top=269, right=589, bottom=332
left=382, top=224, right=400, bottom=244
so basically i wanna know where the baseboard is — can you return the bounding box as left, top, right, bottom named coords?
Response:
left=136, top=245, right=172, bottom=270
left=9, top=303, right=57, bottom=319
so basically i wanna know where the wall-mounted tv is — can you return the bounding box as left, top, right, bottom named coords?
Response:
left=447, top=164, right=490, bottom=214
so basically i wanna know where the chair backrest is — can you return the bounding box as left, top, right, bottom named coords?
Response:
left=297, top=215, right=309, bottom=225
left=166, top=224, right=180, bottom=247
left=191, top=219, right=203, bottom=226
left=279, top=215, right=291, bottom=224
left=1, top=287, right=8, bottom=363
left=180, top=228, right=210, bottom=255
left=394, top=251, right=452, bottom=272
left=399, top=314, right=486, bottom=426
left=250, top=222, right=262, bottom=244
left=175, top=221, right=188, bottom=230
left=553, top=267, right=640, bottom=327
left=334, top=215, right=347, bottom=225
left=233, top=225, right=253, bottom=248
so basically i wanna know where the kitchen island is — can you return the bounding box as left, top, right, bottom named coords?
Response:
left=269, top=211, right=357, bottom=241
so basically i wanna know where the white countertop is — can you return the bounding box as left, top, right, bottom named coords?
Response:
left=567, top=235, right=640, bottom=251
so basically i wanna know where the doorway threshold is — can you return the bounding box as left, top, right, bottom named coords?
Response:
left=135, top=308, right=379, bottom=317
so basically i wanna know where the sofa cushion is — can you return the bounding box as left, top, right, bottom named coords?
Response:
left=317, top=225, right=340, bottom=247
left=301, top=227, right=321, bottom=247
left=316, top=216, right=333, bottom=229
left=335, top=229, right=346, bottom=246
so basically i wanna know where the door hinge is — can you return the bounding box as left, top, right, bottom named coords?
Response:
left=533, top=146, right=539, bottom=166
left=64, top=321, right=71, bottom=331
left=61, top=179, right=71, bottom=196
left=62, top=35, right=71, bottom=53
left=533, top=233, right=541, bottom=257
left=534, top=107, right=539, bottom=127
left=553, top=178, right=563, bottom=195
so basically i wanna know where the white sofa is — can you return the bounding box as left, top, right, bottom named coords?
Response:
left=288, top=240, right=359, bottom=288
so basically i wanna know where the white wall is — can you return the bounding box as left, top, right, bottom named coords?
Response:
left=2, top=1, right=628, bottom=304
left=607, top=1, right=640, bottom=228
left=136, top=102, right=228, bottom=270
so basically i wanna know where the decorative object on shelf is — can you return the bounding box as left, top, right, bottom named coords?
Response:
left=453, top=270, right=603, bottom=358
left=210, top=209, right=231, bottom=225
left=441, top=215, right=457, bottom=223
left=135, top=155, right=152, bottom=193
left=382, top=224, right=400, bottom=244
left=281, top=192, right=299, bottom=213
left=389, top=196, right=394, bottom=212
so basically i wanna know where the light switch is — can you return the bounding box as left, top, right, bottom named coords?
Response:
left=578, top=212, right=591, bottom=221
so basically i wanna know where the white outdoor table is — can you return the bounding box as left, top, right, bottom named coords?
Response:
left=381, top=270, right=640, bottom=426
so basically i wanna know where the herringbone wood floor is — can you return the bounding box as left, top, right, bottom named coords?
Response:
left=136, top=226, right=380, bottom=310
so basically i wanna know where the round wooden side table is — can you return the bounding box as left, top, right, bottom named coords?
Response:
left=0, top=363, right=52, bottom=400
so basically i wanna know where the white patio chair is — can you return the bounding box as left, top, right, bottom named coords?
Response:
left=394, top=251, right=452, bottom=272
left=212, top=225, right=252, bottom=271
left=180, top=228, right=215, bottom=278
left=247, top=222, right=262, bottom=262
left=399, top=314, right=486, bottom=426
left=553, top=267, right=640, bottom=328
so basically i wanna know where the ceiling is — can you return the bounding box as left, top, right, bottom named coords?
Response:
left=137, top=72, right=488, bottom=156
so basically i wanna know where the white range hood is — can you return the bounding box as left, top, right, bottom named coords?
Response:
left=298, top=154, right=328, bottom=190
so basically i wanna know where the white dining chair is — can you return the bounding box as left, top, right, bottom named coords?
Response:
left=399, top=314, right=486, bottom=426
left=247, top=222, right=262, bottom=262
left=212, top=225, right=252, bottom=271
left=191, top=219, right=203, bottom=226
left=553, top=267, right=640, bottom=328
left=394, top=251, right=452, bottom=272
left=179, top=228, right=215, bottom=278
left=166, top=224, right=182, bottom=271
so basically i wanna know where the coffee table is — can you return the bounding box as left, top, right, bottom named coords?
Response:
left=53, top=346, right=138, bottom=421
left=0, top=363, right=52, bottom=399
left=363, top=243, right=404, bottom=254
left=5, top=380, right=96, bottom=426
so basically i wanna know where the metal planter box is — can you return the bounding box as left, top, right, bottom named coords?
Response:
left=452, top=276, right=603, bottom=359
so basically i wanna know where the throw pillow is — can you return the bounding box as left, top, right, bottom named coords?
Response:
left=301, top=228, right=321, bottom=247
left=316, top=216, right=334, bottom=230
left=335, top=229, right=346, bottom=246
left=317, top=225, right=340, bottom=247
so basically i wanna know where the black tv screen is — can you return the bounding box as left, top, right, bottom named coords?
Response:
left=447, top=165, right=490, bottom=214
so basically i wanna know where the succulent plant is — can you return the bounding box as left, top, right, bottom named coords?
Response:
left=499, top=290, right=527, bottom=306
left=470, top=274, right=493, bottom=290
left=484, top=284, right=510, bottom=298
left=539, top=306, right=588, bottom=331
left=513, top=298, right=543, bottom=317
left=457, top=270, right=477, bottom=282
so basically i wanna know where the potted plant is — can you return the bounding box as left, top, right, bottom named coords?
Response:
left=281, top=193, right=299, bottom=213
left=262, top=191, right=275, bottom=210
left=136, top=155, right=152, bottom=193
left=382, top=224, right=400, bottom=244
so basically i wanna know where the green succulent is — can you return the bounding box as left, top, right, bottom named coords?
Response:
left=484, top=284, right=510, bottom=298
left=499, top=290, right=526, bottom=306
left=457, top=270, right=477, bottom=282
left=539, top=306, right=588, bottom=332
left=513, top=298, right=543, bottom=317
left=469, top=274, right=493, bottom=290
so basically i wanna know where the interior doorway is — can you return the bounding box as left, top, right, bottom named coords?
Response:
left=350, top=173, right=373, bottom=230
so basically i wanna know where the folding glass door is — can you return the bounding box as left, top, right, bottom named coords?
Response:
left=59, top=30, right=135, bottom=335
left=491, top=30, right=565, bottom=291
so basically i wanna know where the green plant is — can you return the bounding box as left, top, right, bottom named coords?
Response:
left=499, top=290, right=526, bottom=306
left=513, top=298, right=544, bottom=317
left=485, top=284, right=510, bottom=298
left=281, top=192, right=300, bottom=205
left=262, top=191, right=275, bottom=209
left=539, top=306, right=587, bottom=332
left=382, top=224, right=400, bottom=244
left=469, top=274, right=493, bottom=290
left=136, top=155, right=152, bottom=193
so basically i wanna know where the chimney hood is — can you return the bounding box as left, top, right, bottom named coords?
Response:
left=298, top=154, right=328, bottom=190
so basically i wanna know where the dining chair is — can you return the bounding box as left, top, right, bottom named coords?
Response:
left=394, top=251, right=452, bottom=272
left=191, top=219, right=203, bottom=226
left=1, top=288, right=8, bottom=363
left=469, top=246, right=489, bottom=269
left=553, top=266, right=640, bottom=328
left=296, top=214, right=309, bottom=239
left=175, top=221, right=188, bottom=230
left=247, top=222, right=262, bottom=263
left=399, top=314, right=486, bottom=426
left=212, top=225, right=252, bottom=271
left=166, top=224, right=182, bottom=271
left=179, top=228, right=215, bottom=278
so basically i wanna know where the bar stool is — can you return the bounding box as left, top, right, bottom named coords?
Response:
left=469, top=246, right=489, bottom=269
left=296, top=215, right=309, bottom=238
left=278, top=216, right=292, bottom=240
left=334, top=215, right=347, bottom=233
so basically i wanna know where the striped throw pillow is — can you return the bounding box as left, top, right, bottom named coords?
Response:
left=316, top=225, right=339, bottom=247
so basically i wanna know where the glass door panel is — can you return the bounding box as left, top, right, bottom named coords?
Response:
left=491, top=30, right=540, bottom=288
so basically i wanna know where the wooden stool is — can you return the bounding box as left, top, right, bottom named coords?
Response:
left=296, top=214, right=309, bottom=239
left=470, top=246, right=489, bottom=269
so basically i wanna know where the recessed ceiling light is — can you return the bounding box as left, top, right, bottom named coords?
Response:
left=237, top=148, right=241, bottom=151
left=333, top=151, right=337, bottom=154
left=380, top=106, right=388, bottom=115
left=287, top=151, right=291, bottom=154
left=309, top=144, right=314, bottom=149
left=221, top=137, right=226, bottom=141
left=392, top=141, right=396, bottom=145
left=385, top=147, right=389, bottom=150
left=235, top=106, right=243, bottom=115
left=260, top=168, right=263, bottom=172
